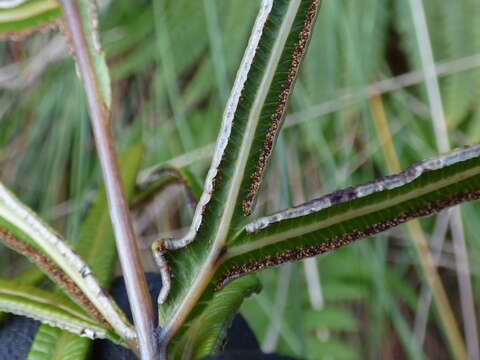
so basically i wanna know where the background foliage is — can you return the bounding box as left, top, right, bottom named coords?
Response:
left=1, top=0, right=479, bottom=359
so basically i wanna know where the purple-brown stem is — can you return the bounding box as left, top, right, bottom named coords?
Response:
left=58, top=1, right=156, bottom=358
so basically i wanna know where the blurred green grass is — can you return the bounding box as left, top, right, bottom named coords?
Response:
left=1, top=0, right=480, bottom=359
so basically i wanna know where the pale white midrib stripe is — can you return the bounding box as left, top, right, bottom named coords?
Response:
left=0, top=298, right=107, bottom=339
left=0, top=0, right=28, bottom=9
left=226, top=164, right=480, bottom=259
left=0, top=0, right=57, bottom=22
left=0, top=287, right=94, bottom=323
left=213, top=0, right=302, bottom=250
left=173, top=1, right=273, bottom=249
left=0, top=184, right=136, bottom=340
left=162, top=0, right=302, bottom=340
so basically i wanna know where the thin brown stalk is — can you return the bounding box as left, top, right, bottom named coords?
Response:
left=413, top=210, right=451, bottom=345
left=370, top=95, right=468, bottom=360
left=58, top=1, right=156, bottom=358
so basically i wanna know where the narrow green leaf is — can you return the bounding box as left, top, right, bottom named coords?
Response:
left=0, top=181, right=136, bottom=343
left=0, top=279, right=122, bottom=344
left=158, top=1, right=322, bottom=352
left=135, top=165, right=202, bottom=210
left=304, top=307, right=358, bottom=332
left=27, top=326, right=91, bottom=360
left=306, top=338, right=357, bottom=360
left=321, top=282, right=369, bottom=302
left=217, top=146, right=480, bottom=284
left=140, top=162, right=260, bottom=358
left=0, top=266, right=44, bottom=324
left=0, top=0, right=61, bottom=39
left=171, top=275, right=261, bottom=359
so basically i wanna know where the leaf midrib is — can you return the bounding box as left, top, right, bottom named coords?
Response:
left=0, top=184, right=136, bottom=340
left=161, top=0, right=303, bottom=341
left=0, top=286, right=93, bottom=322
left=51, top=332, right=69, bottom=360
left=0, top=295, right=104, bottom=333
left=226, top=162, right=480, bottom=258
left=0, top=0, right=57, bottom=22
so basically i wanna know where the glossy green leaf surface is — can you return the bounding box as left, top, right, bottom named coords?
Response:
left=0, top=0, right=61, bottom=39
left=0, top=279, right=122, bottom=344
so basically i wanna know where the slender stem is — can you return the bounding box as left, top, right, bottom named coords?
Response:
left=370, top=95, right=467, bottom=360
left=413, top=210, right=451, bottom=345
left=59, top=1, right=156, bottom=359
left=407, top=0, right=448, bottom=153
left=450, top=210, right=479, bottom=360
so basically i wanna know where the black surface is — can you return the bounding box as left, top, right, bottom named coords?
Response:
left=0, top=316, right=40, bottom=360
left=223, top=315, right=260, bottom=352
left=91, top=272, right=162, bottom=359
left=91, top=273, right=260, bottom=359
